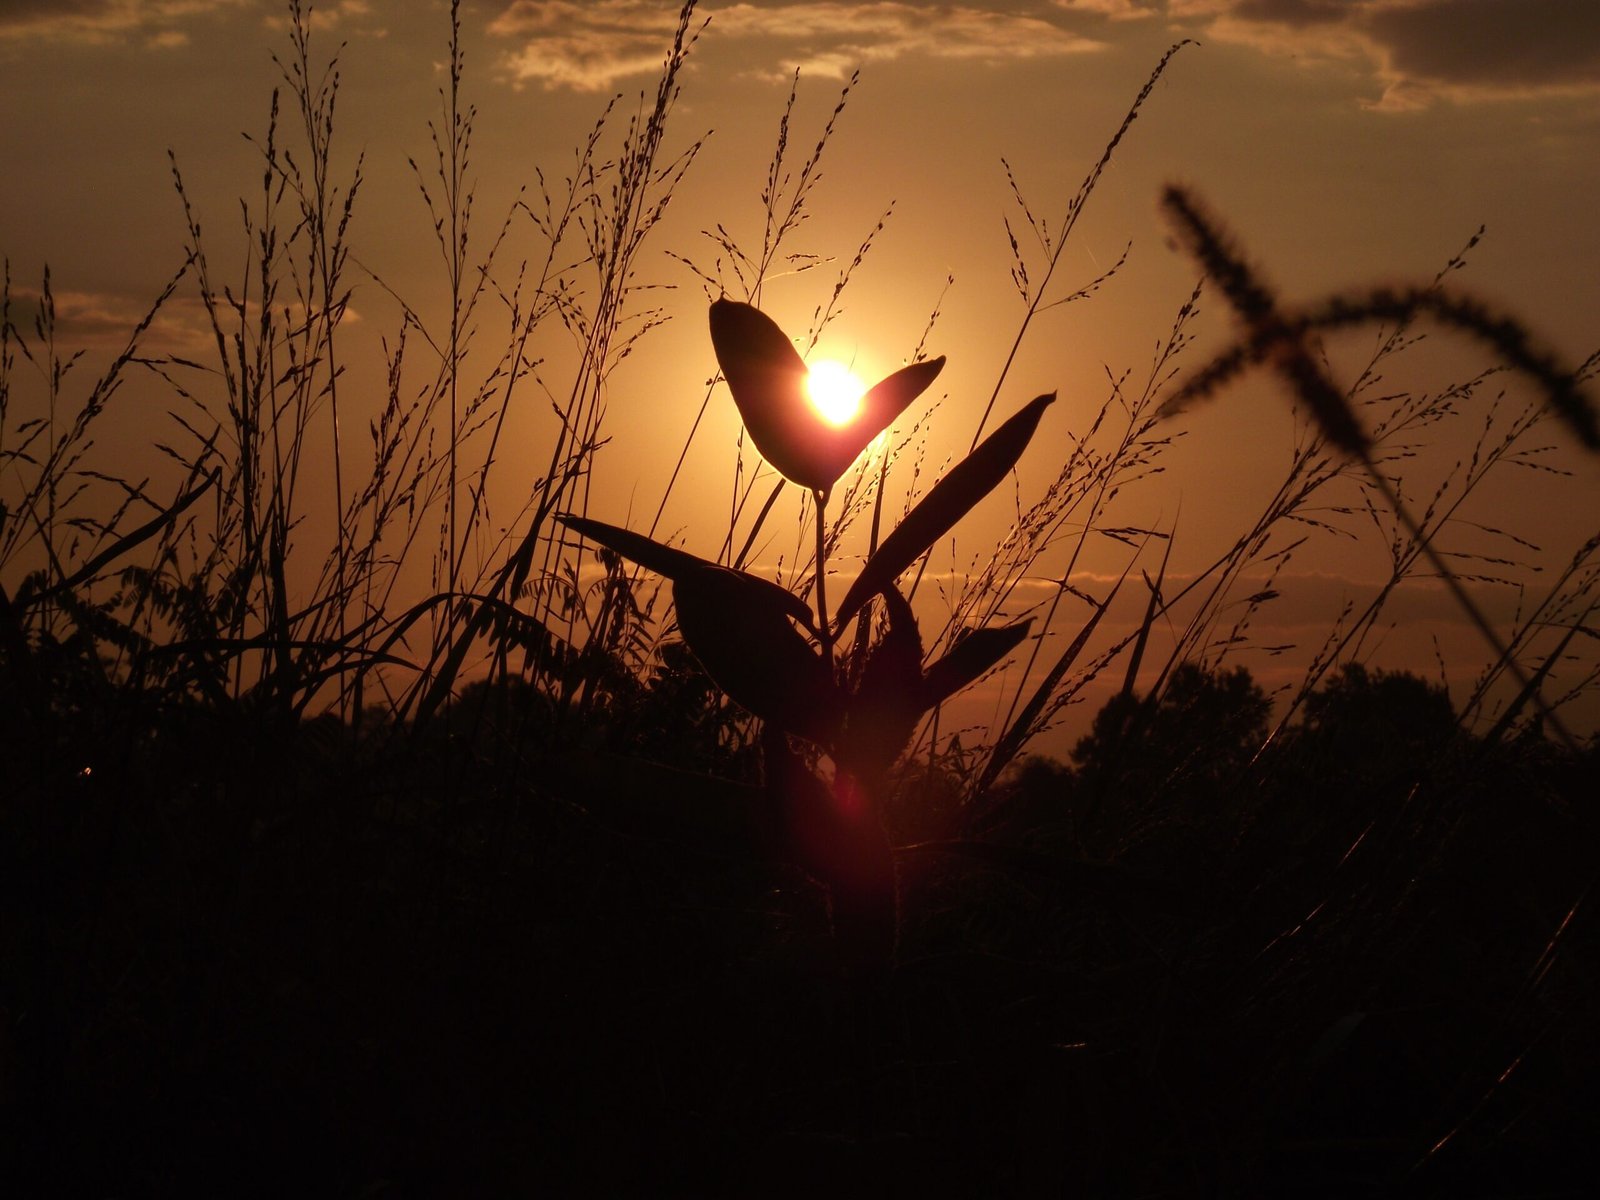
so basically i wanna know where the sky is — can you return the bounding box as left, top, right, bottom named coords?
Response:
left=3, top=0, right=1599, bottom=752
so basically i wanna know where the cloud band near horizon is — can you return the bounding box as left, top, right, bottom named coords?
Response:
left=488, top=1, right=1107, bottom=91
left=1172, top=0, right=1600, bottom=109
left=5, top=0, right=1595, bottom=111
left=485, top=0, right=1600, bottom=108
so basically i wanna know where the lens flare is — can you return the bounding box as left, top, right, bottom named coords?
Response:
left=805, top=359, right=867, bottom=427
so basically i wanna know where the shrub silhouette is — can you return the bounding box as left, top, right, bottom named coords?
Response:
left=1067, top=662, right=1271, bottom=856
left=1286, top=662, right=1462, bottom=824
left=1298, top=661, right=1458, bottom=765
left=1072, top=662, right=1271, bottom=793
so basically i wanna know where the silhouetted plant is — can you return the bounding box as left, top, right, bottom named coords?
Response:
left=562, top=299, right=1050, bottom=969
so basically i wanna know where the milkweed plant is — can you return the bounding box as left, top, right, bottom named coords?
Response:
left=561, top=299, right=1053, bottom=971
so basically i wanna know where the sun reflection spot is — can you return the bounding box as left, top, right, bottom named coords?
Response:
left=805, top=359, right=867, bottom=427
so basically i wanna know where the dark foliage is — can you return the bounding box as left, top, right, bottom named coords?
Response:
left=3, top=656, right=1595, bottom=1196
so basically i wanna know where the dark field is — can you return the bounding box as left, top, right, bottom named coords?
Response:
left=4, top=665, right=1598, bottom=1195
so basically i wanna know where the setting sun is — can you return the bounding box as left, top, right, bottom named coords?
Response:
left=804, top=359, right=868, bottom=427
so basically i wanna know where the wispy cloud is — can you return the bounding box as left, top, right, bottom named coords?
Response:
left=488, top=1, right=1106, bottom=92
left=486, top=0, right=1599, bottom=104
left=0, top=0, right=249, bottom=48
left=1171, top=0, right=1600, bottom=109
left=1051, top=0, right=1162, bottom=20
left=7, top=285, right=362, bottom=356
left=261, top=0, right=388, bottom=38
left=488, top=1, right=687, bottom=91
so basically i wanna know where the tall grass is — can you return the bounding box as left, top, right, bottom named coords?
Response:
left=4, top=3, right=1592, bottom=778
left=2, top=3, right=1598, bottom=1189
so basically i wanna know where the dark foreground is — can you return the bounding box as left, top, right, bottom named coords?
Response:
left=4, top=680, right=1597, bottom=1197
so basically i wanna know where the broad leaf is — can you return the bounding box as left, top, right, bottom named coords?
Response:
left=710, top=299, right=943, bottom=493
left=838, top=584, right=925, bottom=775
left=835, top=392, right=1054, bottom=624
left=921, top=619, right=1033, bottom=708
left=673, top=563, right=842, bottom=745
left=709, top=299, right=814, bottom=486
left=558, top=513, right=816, bottom=633
left=843, top=357, right=945, bottom=482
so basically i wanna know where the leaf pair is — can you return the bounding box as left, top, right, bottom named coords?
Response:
left=709, top=298, right=945, bottom=494
left=838, top=582, right=1033, bottom=775
left=559, top=514, right=815, bottom=634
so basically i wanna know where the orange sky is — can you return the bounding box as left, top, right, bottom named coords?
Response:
left=4, top=0, right=1598, bottom=752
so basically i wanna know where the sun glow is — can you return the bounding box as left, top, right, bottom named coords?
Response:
left=805, top=359, right=867, bottom=427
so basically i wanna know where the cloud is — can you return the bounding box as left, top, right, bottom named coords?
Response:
left=1051, top=0, right=1162, bottom=19
left=0, top=0, right=248, bottom=46
left=7, top=285, right=361, bottom=356
left=488, top=1, right=687, bottom=91
left=484, top=0, right=1599, bottom=103
left=8, top=286, right=201, bottom=353
left=488, top=1, right=1105, bottom=92
left=1224, top=0, right=1350, bottom=27
left=1172, top=0, right=1600, bottom=109
left=262, top=0, right=386, bottom=37
left=1367, top=0, right=1600, bottom=97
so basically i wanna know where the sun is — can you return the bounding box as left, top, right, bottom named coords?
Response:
left=804, top=359, right=867, bottom=427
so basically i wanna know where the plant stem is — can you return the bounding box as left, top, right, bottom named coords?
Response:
left=814, top=487, right=834, bottom=664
